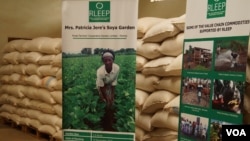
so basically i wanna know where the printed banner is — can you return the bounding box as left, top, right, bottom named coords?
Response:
left=179, top=0, right=250, bottom=141
left=62, top=0, right=138, bottom=140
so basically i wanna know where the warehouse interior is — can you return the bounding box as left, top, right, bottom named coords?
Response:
left=0, top=0, right=190, bottom=141
left=0, top=0, right=185, bottom=140
left=1, top=0, right=250, bottom=141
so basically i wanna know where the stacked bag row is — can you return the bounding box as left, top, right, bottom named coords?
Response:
left=135, top=15, right=185, bottom=141
left=0, top=37, right=62, bottom=140
left=135, top=14, right=250, bottom=141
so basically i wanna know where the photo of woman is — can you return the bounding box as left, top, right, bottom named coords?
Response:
left=62, top=47, right=135, bottom=132
left=96, top=49, right=120, bottom=107
left=96, top=49, right=120, bottom=131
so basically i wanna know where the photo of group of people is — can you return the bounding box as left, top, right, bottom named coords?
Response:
left=180, top=113, right=209, bottom=141
left=180, top=37, right=247, bottom=140
left=182, top=77, right=211, bottom=108
left=181, top=38, right=247, bottom=113
left=181, top=77, right=245, bottom=114
left=180, top=114, right=237, bottom=141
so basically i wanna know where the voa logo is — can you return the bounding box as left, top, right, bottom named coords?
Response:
left=226, top=129, right=246, bottom=136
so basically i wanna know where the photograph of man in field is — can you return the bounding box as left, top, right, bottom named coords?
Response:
left=62, top=47, right=135, bottom=132
left=96, top=49, right=120, bottom=107
left=96, top=49, right=120, bottom=131
left=214, top=38, right=248, bottom=73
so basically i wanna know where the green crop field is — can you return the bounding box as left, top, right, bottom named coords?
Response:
left=62, top=54, right=135, bottom=132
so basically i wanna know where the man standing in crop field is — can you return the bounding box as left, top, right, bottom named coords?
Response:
left=96, top=49, right=120, bottom=108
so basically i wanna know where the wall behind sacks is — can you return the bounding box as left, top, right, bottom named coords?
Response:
left=138, top=0, right=186, bottom=19
left=0, top=0, right=62, bottom=65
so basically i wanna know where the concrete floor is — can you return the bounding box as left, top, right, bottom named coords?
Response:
left=0, top=119, right=49, bottom=141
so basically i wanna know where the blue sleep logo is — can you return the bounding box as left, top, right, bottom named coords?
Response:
left=89, top=1, right=110, bottom=22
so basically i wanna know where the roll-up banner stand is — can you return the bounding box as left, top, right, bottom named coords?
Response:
left=179, top=0, right=250, bottom=141
left=62, top=0, right=138, bottom=140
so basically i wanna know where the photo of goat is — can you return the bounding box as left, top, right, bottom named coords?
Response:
left=214, top=39, right=248, bottom=72
left=212, top=79, right=245, bottom=114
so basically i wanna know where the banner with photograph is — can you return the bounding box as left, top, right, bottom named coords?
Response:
left=179, top=0, right=250, bottom=140
left=62, top=0, right=138, bottom=140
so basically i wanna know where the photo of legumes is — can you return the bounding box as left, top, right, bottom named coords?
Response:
left=62, top=49, right=136, bottom=132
